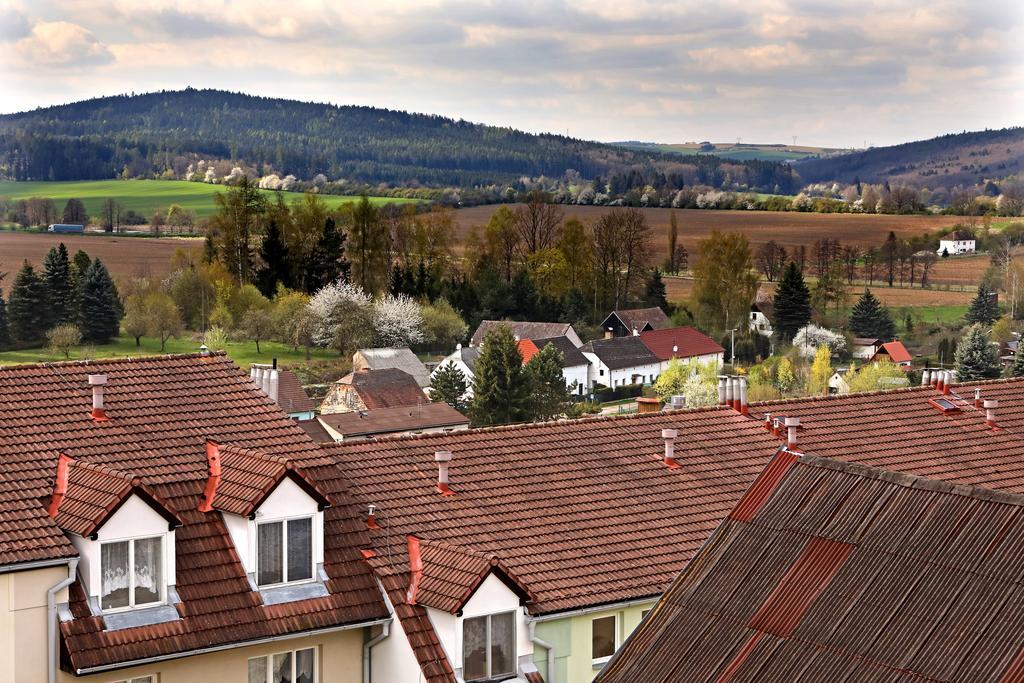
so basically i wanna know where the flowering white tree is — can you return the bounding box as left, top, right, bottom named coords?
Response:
left=793, top=324, right=846, bottom=358
left=222, top=167, right=246, bottom=185
left=791, top=193, right=813, bottom=211
left=312, top=173, right=328, bottom=187
left=308, top=281, right=372, bottom=354
left=373, top=294, right=424, bottom=347
left=258, top=174, right=282, bottom=190
left=203, top=167, right=217, bottom=183
left=280, top=174, right=298, bottom=191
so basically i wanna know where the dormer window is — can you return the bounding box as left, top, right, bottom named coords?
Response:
left=463, top=611, right=516, bottom=681
left=257, top=517, right=313, bottom=586
left=101, top=536, right=164, bottom=610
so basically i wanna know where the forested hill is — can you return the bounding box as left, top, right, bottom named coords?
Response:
left=795, top=127, right=1024, bottom=191
left=0, top=88, right=798, bottom=194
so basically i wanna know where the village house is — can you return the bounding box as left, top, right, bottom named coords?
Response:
left=249, top=364, right=317, bottom=420
left=320, top=367, right=427, bottom=414
left=470, top=321, right=583, bottom=348
left=936, top=230, right=976, bottom=255
left=748, top=300, right=773, bottom=337
left=580, top=335, right=663, bottom=389
left=638, top=326, right=725, bottom=370
left=851, top=337, right=883, bottom=360
left=352, top=347, right=432, bottom=389
left=870, top=339, right=913, bottom=367
left=517, top=336, right=591, bottom=396
left=599, top=307, right=671, bottom=338
left=313, top=403, right=470, bottom=442
left=430, top=344, right=481, bottom=398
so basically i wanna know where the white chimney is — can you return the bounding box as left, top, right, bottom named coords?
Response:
left=200, top=344, right=210, bottom=356
left=738, top=376, right=748, bottom=414
left=435, top=450, right=453, bottom=495
left=88, top=374, right=108, bottom=421
left=717, top=376, right=728, bottom=405
left=921, top=369, right=931, bottom=386
left=974, top=387, right=982, bottom=408
left=268, top=369, right=280, bottom=403
left=724, top=376, right=734, bottom=406
left=661, top=428, right=679, bottom=469
left=942, top=370, right=953, bottom=395
left=984, top=399, right=999, bottom=428
left=785, top=416, right=801, bottom=449
left=632, top=327, right=640, bottom=336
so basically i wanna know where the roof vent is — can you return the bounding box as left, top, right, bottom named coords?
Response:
left=974, top=387, right=982, bottom=408
left=668, top=395, right=686, bottom=410
left=785, top=417, right=800, bottom=450
left=984, top=399, right=999, bottom=428
left=435, top=450, right=454, bottom=496
left=199, top=344, right=210, bottom=356
left=88, top=374, right=109, bottom=422
left=367, top=503, right=381, bottom=530
left=661, top=428, right=680, bottom=469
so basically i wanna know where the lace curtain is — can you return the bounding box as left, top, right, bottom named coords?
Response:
left=133, top=537, right=162, bottom=604
left=101, top=541, right=129, bottom=608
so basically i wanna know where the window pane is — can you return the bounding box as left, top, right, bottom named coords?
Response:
left=134, top=537, right=162, bottom=605
left=287, top=518, right=313, bottom=582
left=248, top=657, right=268, bottom=683
left=131, top=678, right=154, bottom=683
left=258, top=522, right=284, bottom=585
left=295, top=648, right=315, bottom=683
left=272, top=652, right=293, bottom=683
left=462, top=616, right=488, bottom=681
left=101, top=541, right=130, bottom=609
left=490, top=612, right=516, bottom=676
left=592, top=615, right=616, bottom=659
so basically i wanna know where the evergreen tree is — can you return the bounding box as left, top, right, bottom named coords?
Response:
left=642, top=269, right=669, bottom=311
left=848, top=289, right=896, bottom=340
left=470, top=326, right=533, bottom=426
left=0, top=289, right=10, bottom=350
left=429, top=361, right=469, bottom=411
left=254, top=220, right=291, bottom=297
left=772, top=262, right=811, bottom=341
left=78, top=259, right=122, bottom=343
left=43, top=243, right=74, bottom=326
left=303, top=217, right=349, bottom=293
left=526, top=344, right=571, bottom=421
left=954, top=323, right=1001, bottom=380
left=561, top=288, right=589, bottom=325
left=1013, top=348, right=1024, bottom=378
left=965, top=283, right=1000, bottom=325
left=8, top=261, right=48, bottom=344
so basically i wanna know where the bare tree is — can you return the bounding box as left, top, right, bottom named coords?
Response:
left=513, top=190, right=564, bottom=255
left=756, top=241, right=787, bottom=282
left=917, top=251, right=937, bottom=288
left=862, top=248, right=879, bottom=285
left=841, top=245, right=860, bottom=283
left=591, top=208, right=651, bottom=310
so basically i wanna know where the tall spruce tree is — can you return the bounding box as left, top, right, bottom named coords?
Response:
left=954, top=323, right=1001, bottom=380
left=772, top=261, right=811, bottom=341
left=254, top=220, right=291, bottom=297
left=848, top=289, right=896, bottom=340
left=430, top=361, right=469, bottom=411
left=642, top=269, right=669, bottom=311
left=303, top=217, right=349, bottom=293
left=526, top=344, right=571, bottom=421
left=8, top=261, right=48, bottom=344
left=470, top=326, right=533, bottom=426
left=1012, top=347, right=1024, bottom=377
left=0, top=288, right=10, bottom=350
left=965, top=283, right=1000, bottom=325
left=43, top=243, right=74, bottom=326
left=78, top=259, right=122, bottom=343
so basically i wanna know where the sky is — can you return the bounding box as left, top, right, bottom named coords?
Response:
left=1, top=0, right=1022, bottom=148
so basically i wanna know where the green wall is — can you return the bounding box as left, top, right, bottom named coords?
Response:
left=532, top=600, right=656, bottom=683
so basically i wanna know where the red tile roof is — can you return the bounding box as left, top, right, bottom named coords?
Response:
left=872, top=340, right=913, bottom=364
left=597, top=453, right=1024, bottom=682
left=0, top=353, right=387, bottom=672
left=317, top=403, right=469, bottom=439
left=640, top=326, right=725, bottom=361
left=517, top=338, right=540, bottom=364
left=340, top=368, right=427, bottom=409
left=414, top=538, right=532, bottom=614
left=276, top=370, right=315, bottom=414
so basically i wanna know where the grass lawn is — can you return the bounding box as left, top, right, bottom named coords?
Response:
left=0, top=179, right=419, bottom=220
left=0, top=334, right=341, bottom=370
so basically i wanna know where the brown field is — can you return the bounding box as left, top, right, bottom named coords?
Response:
left=0, top=231, right=201, bottom=284
left=453, top=205, right=962, bottom=262
left=665, top=277, right=974, bottom=308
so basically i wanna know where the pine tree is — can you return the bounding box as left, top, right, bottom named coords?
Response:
left=254, top=220, right=291, bottom=297
left=965, top=283, right=1000, bottom=325
left=0, top=289, right=10, bottom=350
left=43, top=243, right=74, bottom=326
left=848, top=289, right=896, bottom=340
left=954, top=323, right=1001, bottom=381
left=643, top=269, right=669, bottom=311
left=303, top=217, right=349, bottom=293
left=526, top=344, right=571, bottom=421
left=772, top=262, right=811, bottom=341
left=430, top=361, right=469, bottom=411
left=8, top=261, right=49, bottom=344
left=470, top=326, right=533, bottom=426
left=1012, top=348, right=1024, bottom=378
left=78, top=259, right=122, bottom=344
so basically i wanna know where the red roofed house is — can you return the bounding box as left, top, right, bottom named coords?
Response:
left=639, top=326, right=725, bottom=370
left=517, top=336, right=592, bottom=395
left=871, top=340, right=913, bottom=367
left=320, top=367, right=428, bottom=414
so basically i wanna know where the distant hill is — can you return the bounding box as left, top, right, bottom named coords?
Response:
left=0, top=89, right=797, bottom=194
left=794, top=127, right=1024, bottom=191
left=614, top=141, right=849, bottom=162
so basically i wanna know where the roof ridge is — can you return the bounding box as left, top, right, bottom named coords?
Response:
left=0, top=351, right=229, bottom=373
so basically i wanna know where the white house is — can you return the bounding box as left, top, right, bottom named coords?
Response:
left=519, top=336, right=591, bottom=396
left=638, top=326, right=725, bottom=372
left=937, top=232, right=976, bottom=255
left=581, top=336, right=663, bottom=390
left=431, top=345, right=481, bottom=398
left=749, top=302, right=774, bottom=338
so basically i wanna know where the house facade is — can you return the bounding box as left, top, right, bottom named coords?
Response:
left=638, top=326, right=725, bottom=371
left=937, top=233, right=976, bottom=255
left=430, top=345, right=480, bottom=398
left=581, top=336, right=663, bottom=390
left=519, top=337, right=591, bottom=396
left=353, top=348, right=431, bottom=389
left=599, top=308, right=671, bottom=338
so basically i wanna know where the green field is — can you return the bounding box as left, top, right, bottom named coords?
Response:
left=0, top=180, right=417, bottom=220
left=0, top=334, right=339, bottom=370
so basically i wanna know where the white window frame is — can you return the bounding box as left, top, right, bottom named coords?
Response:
left=591, top=614, right=619, bottom=667
left=100, top=535, right=165, bottom=612
left=256, top=515, right=315, bottom=588
left=248, top=647, right=317, bottom=683
left=462, top=610, right=517, bottom=682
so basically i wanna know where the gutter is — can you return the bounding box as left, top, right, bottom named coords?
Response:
left=0, top=556, right=76, bottom=574
left=527, top=595, right=660, bottom=622
left=528, top=620, right=556, bottom=683
left=47, top=558, right=79, bottom=683
left=75, top=617, right=391, bottom=675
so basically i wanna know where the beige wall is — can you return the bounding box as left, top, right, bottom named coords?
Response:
left=60, top=627, right=367, bottom=683
left=1, top=564, right=72, bottom=683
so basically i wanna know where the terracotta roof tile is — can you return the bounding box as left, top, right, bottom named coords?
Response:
left=517, top=339, right=540, bottom=364
left=414, top=538, right=532, bottom=614
left=640, top=326, right=725, bottom=361
left=873, top=340, right=913, bottom=364
left=339, top=368, right=427, bottom=409
left=318, top=404, right=468, bottom=439
left=275, top=370, right=315, bottom=414
left=597, top=454, right=1024, bottom=682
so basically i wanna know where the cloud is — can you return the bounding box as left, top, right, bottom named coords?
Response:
left=0, top=7, right=32, bottom=41
left=14, top=21, right=113, bottom=67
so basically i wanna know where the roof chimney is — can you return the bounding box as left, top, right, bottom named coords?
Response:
left=763, top=412, right=773, bottom=431
left=724, top=376, right=734, bottom=407
left=737, top=376, right=749, bottom=415
left=772, top=416, right=783, bottom=437
left=984, top=399, right=999, bottom=428
left=785, top=417, right=801, bottom=450
left=200, top=344, right=210, bottom=356
left=661, top=428, right=680, bottom=469
left=942, top=370, right=953, bottom=395
left=48, top=453, right=74, bottom=518
left=632, top=327, right=640, bottom=336
left=935, top=370, right=945, bottom=392
left=198, top=440, right=221, bottom=512
left=406, top=535, right=423, bottom=604
left=930, top=370, right=939, bottom=388
left=974, top=387, right=982, bottom=408
left=268, top=368, right=280, bottom=403
left=88, top=374, right=109, bottom=422
left=717, top=375, right=728, bottom=405
left=604, top=328, right=614, bottom=340
left=921, top=369, right=931, bottom=386
left=435, top=450, right=454, bottom=496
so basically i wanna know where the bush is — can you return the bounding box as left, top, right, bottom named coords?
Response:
left=593, top=383, right=644, bottom=403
